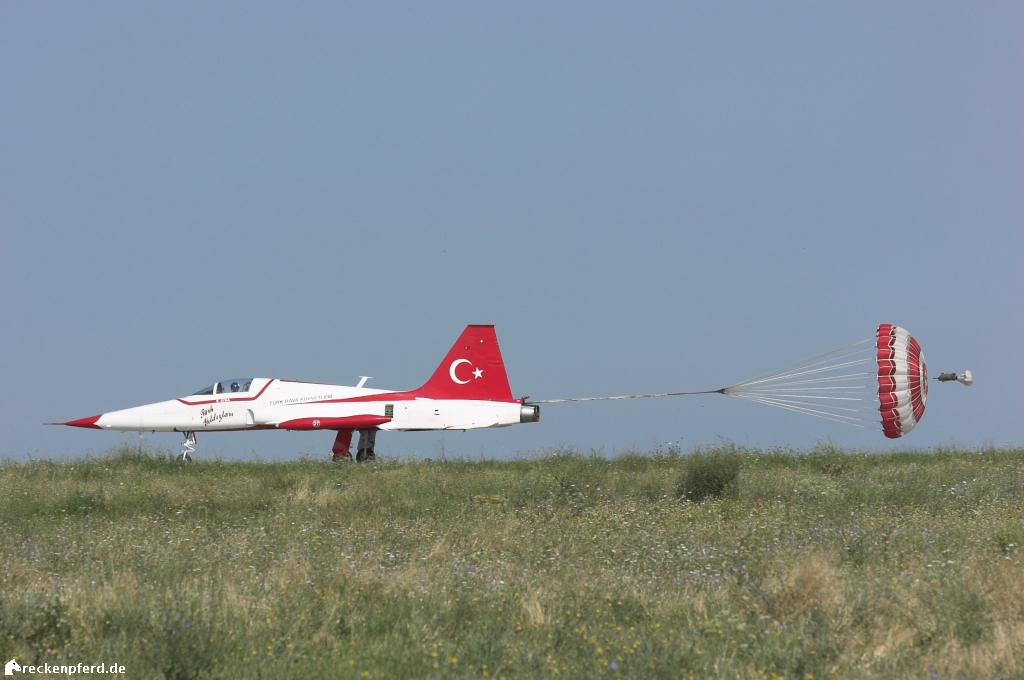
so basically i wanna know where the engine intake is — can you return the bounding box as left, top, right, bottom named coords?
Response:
left=520, top=404, right=540, bottom=423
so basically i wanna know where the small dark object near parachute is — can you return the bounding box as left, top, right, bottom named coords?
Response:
left=937, top=371, right=973, bottom=386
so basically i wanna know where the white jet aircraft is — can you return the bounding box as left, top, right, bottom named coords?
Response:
left=56, top=325, right=540, bottom=461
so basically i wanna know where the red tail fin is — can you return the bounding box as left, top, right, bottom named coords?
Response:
left=416, top=325, right=515, bottom=402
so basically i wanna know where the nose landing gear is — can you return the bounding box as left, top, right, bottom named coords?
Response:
left=179, top=431, right=196, bottom=463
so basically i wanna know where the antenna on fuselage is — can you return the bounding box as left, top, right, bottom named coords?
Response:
left=356, top=376, right=371, bottom=388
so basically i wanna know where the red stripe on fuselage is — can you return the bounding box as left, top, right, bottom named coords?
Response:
left=277, top=415, right=392, bottom=431
left=303, top=387, right=518, bottom=406
left=183, top=377, right=518, bottom=411
left=300, top=390, right=417, bottom=405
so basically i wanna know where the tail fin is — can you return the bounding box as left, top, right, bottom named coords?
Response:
left=416, top=325, right=515, bottom=402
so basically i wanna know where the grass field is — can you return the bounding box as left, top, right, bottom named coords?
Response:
left=2, top=443, right=1023, bottom=679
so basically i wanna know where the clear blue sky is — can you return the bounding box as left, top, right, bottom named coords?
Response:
left=2, top=3, right=1021, bottom=461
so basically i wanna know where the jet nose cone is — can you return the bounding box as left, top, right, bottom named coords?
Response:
left=61, top=415, right=103, bottom=429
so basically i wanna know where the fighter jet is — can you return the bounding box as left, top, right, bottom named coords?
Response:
left=56, top=325, right=540, bottom=461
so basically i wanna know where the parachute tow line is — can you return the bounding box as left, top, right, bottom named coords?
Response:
left=533, top=388, right=723, bottom=404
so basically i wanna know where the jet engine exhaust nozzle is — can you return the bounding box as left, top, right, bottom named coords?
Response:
left=520, top=404, right=540, bottom=423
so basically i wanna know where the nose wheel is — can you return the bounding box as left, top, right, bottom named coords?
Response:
left=179, top=431, right=196, bottom=463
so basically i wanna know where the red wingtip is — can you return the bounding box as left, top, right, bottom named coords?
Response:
left=60, top=415, right=103, bottom=429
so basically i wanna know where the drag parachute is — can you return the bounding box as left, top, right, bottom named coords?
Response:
left=536, top=323, right=970, bottom=439
left=722, top=324, right=928, bottom=438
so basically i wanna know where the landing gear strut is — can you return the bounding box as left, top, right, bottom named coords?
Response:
left=179, top=431, right=196, bottom=463
left=355, top=429, right=376, bottom=462
left=332, top=430, right=353, bottom=462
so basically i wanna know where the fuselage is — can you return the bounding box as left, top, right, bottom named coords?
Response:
left=72, top=377, right=530, bottom=434
left=59, top=324, right=540, bottom=462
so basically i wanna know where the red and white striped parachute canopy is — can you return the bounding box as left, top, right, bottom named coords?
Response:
left=876, top=324, right=927, bottom=438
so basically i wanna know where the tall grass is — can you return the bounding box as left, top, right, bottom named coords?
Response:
left=675, top=444, right=742, bottom=502
left=1, top=444, right=1023, bottom=678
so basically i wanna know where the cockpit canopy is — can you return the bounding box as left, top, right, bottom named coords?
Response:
left=191, top=379, right=254, bottom=396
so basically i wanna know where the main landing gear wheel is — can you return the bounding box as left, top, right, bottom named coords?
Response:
left=179, top=431, right=196, bottom=463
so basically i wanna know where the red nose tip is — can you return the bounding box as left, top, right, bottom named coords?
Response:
left=62, top=415, right=102, bottom=429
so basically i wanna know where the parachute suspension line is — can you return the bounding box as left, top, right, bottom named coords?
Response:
left=720, top=337, right=885, bottom=429
left=731, top=395, right=864, bottom=418
left=727, top=393, right=877, bottom=430
left=729, top=358, right=876, bottom=389
left=723, top=338, right=874, bottom=389
left=722, top=338, right=875, bottom=392
left=727, top=348, right=875, bottom=389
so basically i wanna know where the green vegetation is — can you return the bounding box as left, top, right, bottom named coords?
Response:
left=675, top=445, right=742, bottom=502
left=2, top=443, right=1024, bottom=679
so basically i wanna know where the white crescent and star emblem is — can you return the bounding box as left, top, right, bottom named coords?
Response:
left=449, top=359, right=483, bottom=384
